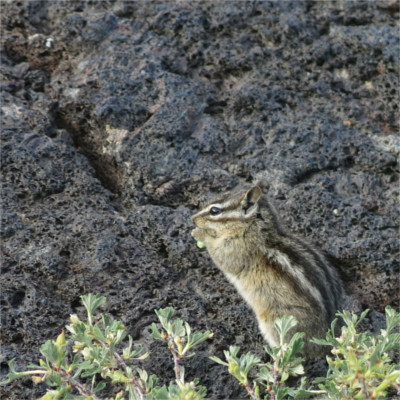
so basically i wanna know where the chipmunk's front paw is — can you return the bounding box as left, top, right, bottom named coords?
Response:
left=191, top=227, right=204, bottom=240
left=191, top=228, right=207, bottom=248
left=190, top=228, right=205, bottom=240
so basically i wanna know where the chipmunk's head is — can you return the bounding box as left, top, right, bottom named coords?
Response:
left=191, top=185, right=263, bottom=235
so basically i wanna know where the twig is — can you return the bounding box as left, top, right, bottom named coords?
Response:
left=244, top=382, right=258, bottom=400
left=93, top=337, right=147, bottom=400
left=167, top=335, right=183, bottom=384
left=269, top=358, right=282, bottom=400
left=360, top=377, right=372, bottom=400
left=61, top=370, right=101, bottom=399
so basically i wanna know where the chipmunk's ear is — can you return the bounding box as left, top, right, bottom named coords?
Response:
left=241, top=186, right=262, bottom=215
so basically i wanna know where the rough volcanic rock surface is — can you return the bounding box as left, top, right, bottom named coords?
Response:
left=1, top=1, right=399, bottom=399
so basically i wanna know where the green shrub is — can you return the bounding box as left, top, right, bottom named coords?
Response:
left=211, top=308, right=400, bottom=400
left=210, top=315, right=322, bottom=400
left=1, top=294, right=212, bottom=400
left=2, top=294, right=399, bottom=400
left=312, top=307, right=400, bottom=399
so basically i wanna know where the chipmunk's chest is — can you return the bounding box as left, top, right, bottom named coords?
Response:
left=224, top=262, right=275, bottom=315
left=207, top=234, right=252, bottom=272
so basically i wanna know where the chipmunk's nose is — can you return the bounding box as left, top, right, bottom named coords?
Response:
left=191, top=213, right=204, bottom=228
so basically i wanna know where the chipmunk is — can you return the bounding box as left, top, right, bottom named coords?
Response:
left=191, top=183, right=344, bottom=357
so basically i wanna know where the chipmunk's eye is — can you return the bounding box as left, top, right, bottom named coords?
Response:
left=209, top=206, right=222, bottom=216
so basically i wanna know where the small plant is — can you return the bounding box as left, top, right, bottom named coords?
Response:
left=210, top=315, right=321, bottom=400
left=1, top=294, right=213, bottom=400
left=150, top=307, right=213, bottom=399
left=312, top=307, right=400, bottom=400
left=2, top=294, right=399, bottom=400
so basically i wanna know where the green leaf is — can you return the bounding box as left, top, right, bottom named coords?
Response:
left=171, top=319, right=185, bottom=337
left=385, top=306, right=400, bottom=335
left=150, top=323, right=164, bottom=341
left=147, top=374, right=159, bottom=392
left=108, top=369, right=130, bottom=384
left=384, top=333, right=400, bottom=352
left=138, top=368, right=159, bottom=393
left=152, top=385, right=169, bottom=399
left=138, top=368, right=148, bottom=384
left=330, top=317, right=338, bottom=334
left=72, top=353, right=81, bottom=365
left=317, top=379, right=341, bottom=396
left=187, top=330, right=213, bottom=349
left=81, top=365, right=103, bottom=378
left=291, top=387, right=322, bottom=399
left=274, top=385, right=289, bottom=400
left=289, top=363, right=304, bottom=377
left=373, top=370, right=400, bottom=396
left=39, top=341, right=58, bottom=365
left=72, top=360, right=93, bottom=379
left=228, top=346, right=241, bottom=359
left=45, top=371, right=63, bottom=386
left=40, top=340, right=65, bottom=367
left=154, top=307, right=175, bottom=332
left=93, top=381, right=106, bottom=393
left=258, top=365, right=273, bottom=384
left=0, top=359, right=48, bottom=386
left=1, top=359, right=17, bottom=385
left=310, top=337, right=331, bottom=346
left=241, top=353, right=261, bottom=375
left=369, top=341, right=385, bottom=367
left=124, top=338, right=149, bottom=360
left=274, top=315, right=298, bottom=343
left=185, top=321, right=192, bottom=338
left=281, top=371, right=289, bottom=382
left=290, top=376, right=324, bottom=399
left=357, top=308, right=370, bottom=326
left=122, top=335, right=133, bottom=360
left=209, top=356, right=229, bottom=367
left=288, top=332, right=305, bottom=357
left=81, top=293, right=106, bottom=317
left=263, top=344, right=274, bottom=358
left=91, top=324, right=107, bottom=342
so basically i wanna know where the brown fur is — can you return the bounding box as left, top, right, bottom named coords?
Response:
left=191, top=184, right=344, bottom=357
